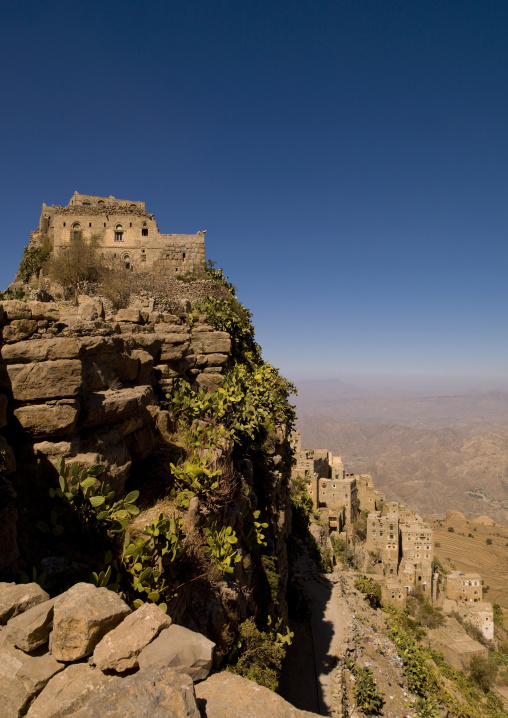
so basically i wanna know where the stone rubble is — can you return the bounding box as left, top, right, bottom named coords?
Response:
left=0, top=581, right=319, bottom=718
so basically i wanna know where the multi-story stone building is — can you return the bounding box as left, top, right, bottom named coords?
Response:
left=290, top=431, right=358, bottom=528
left=365, top=507, right=434, bottom=591
left=445, top=572, right=483, bottom=603
left=356, top=474, right=385, bottom=513
left=399, top=519, right=434, bottom=589
left=29, top=192, right=206, bottom=275
left=365, top=512, right=400, bottom=575
left=452, top=601, right=494, bottom=641
left=317, top=475, right=358, bottom=525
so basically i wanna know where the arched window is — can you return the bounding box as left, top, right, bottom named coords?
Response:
left=140, top=248, right=146, bottom=262
left=122, top=253, right=132, bottom=270
left=70, top=222, right=82, bottom=241
left=115, top=224, right=123, bottom=242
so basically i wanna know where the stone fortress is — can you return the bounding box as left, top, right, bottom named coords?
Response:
left=290, top=430, right=494, bottom=662
left=30, top=192, right=206, bottom=274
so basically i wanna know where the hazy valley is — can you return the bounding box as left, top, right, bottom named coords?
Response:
left=295, top=380, right=508, bottom=524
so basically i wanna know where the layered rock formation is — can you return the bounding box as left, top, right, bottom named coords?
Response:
left=0, top=298, right=231, bottom=572
left=0, top=294, right=294, bottom=680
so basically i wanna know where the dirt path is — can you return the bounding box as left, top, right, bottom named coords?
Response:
left=294, top=559, right=351, bottom=715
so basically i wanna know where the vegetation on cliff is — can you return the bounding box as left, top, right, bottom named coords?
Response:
left=10, top=261, right=297, bottom=691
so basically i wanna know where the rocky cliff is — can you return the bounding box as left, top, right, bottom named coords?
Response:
left=0, top=291, right=295, bottom=670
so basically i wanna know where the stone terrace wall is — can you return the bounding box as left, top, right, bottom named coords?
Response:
left=0, top=298, right=231, bottom=574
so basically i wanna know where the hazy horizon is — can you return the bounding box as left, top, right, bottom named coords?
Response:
left=290, top=373, right=508, bottom=396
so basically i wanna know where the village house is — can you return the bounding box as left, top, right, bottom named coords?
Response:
left=445, top=571, right=483, bottom=603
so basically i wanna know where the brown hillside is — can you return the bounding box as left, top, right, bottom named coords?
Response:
left=430, top=513, right=508, bottom=612
left=297, top=415, right=508, bottom=524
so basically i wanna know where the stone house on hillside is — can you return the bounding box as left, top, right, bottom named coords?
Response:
left=366, top=509, right=434, bottom=590
left=398, top=520, right=434, bottom=588
left=365, top=512, right=400, bottom=575
left=29, top=192, right=206, bottom=275
left=356, top=474, right=384, bottom=513
left=445, top=572, right=483, bottom=603
left=290, top=431, right=358, bottom=528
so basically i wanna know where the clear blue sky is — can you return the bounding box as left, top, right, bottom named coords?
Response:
left=1, top=0, right=507, bottom=387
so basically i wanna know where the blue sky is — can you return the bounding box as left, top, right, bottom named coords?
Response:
left=1, top=0, right=507, bottom=388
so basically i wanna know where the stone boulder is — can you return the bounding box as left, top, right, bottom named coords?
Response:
left=7, top=360, right=82, bottom=401
left=1, top=338, right=81, bottom=364
left=26, top=663, right=118, bottom=718
left=28, top=302, right=60, bottom=322
left=115, top=309, right=142, bottom=323
left=52, top=583, right=131, bottom=662
left=137, top=624, right=215, bottom=682
left=1, top=300, right=32, bottom=321
left=195, top=672, right=321, bottom=718
left=13, top=400, right=80, bottom=437
left=191, top=331, right=231, bottom=355
left=93, top=603, right=172, bottom=673
left=0, top=583, right=49, bottom=624
left=5, top=598, right=56, bottom=652
left=81, top=386, right=153, bottom=428
left=195, top=373, right=225, bottom=391
left=3, top=319, right=38, bottom=343
left=65, top=666, right=199, bottom=718
left=0, top=645, right=64, bottom=718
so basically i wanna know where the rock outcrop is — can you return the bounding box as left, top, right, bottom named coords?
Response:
left=0, top=300, right=231, bottom=572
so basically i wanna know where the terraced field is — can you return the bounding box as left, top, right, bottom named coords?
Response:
left=430, top=511, right=508, bottom=613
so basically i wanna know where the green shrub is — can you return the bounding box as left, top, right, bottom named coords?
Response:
left=193, top=296, right=261, bottom=366
left=17, top=238, right=52, bottom=282
left=354, top=575, right=382, bottom=608
left=493, top=603, right=505, bottom=629
left=203, top=523, right=241, bottom=574
left=468, top=655, right=498, bottom=693
left=0, top=288, right=28, bottom=301
left=227, top=617, right=290, bottom=691
left=346, top=659, right=384, bottom=715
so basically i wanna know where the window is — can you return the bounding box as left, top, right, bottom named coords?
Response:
left=70, top=222, right=82, bottom=241
left=63, top=222, right=66, bottom=227
left=129, top=222, right=132, bottom=227
left=115, top=232, right=123, bottom=242
left=183, top=252, right=186, bottom=259
left=104, top=223, right=106, bottom=227
left=89, top=223, right=92, bottom=227
left=142, top=228, right=148, bottom=236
